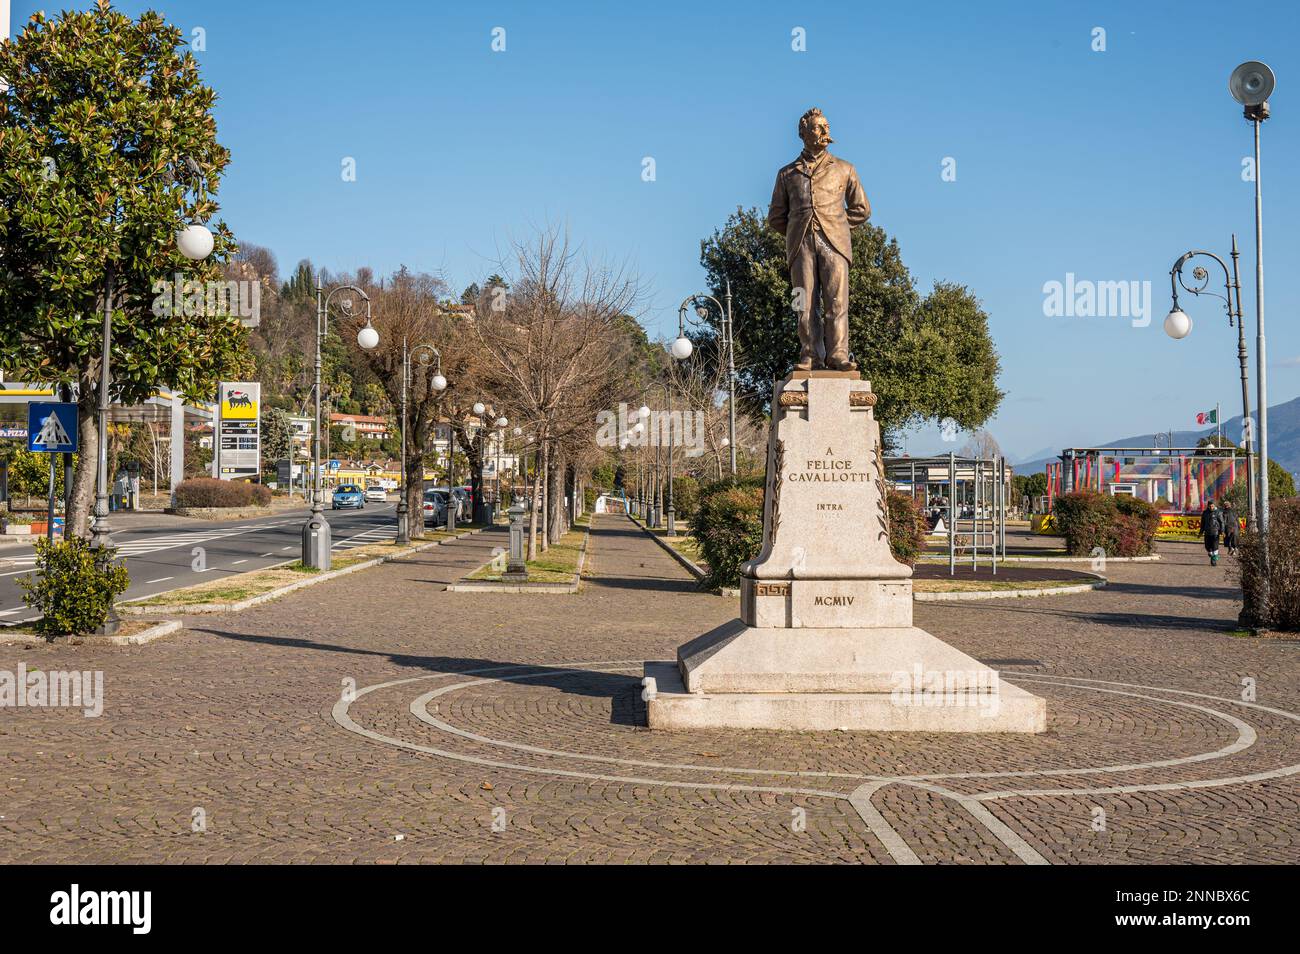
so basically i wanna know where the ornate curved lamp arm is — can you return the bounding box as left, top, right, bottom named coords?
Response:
left=1169, top=250, right=1234, bottom=324
left=407, top=343, right=442, bottom=391
left=678, top=294, right=725, bottom=338
left=320, top=283, right=372, bottom=336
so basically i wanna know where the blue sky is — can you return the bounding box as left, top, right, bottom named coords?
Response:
left=9, top=0, right=1299, bottom=461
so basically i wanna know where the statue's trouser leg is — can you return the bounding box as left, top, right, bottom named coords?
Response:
left=789, top=231, right=819, bottom=368
left=815, top=231, right=851, bottom=366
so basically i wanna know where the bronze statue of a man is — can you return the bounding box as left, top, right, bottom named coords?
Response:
left=767, top=108, right=870, bottom=371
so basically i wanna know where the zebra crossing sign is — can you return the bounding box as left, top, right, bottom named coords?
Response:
left=27, top=402, right=78, bottom=453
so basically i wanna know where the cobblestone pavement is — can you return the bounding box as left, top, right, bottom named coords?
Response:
left=0, top=515, right=1296, bottom=863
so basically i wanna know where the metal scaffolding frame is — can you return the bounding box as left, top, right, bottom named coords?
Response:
left=885, top=454, right=1010, bottom=575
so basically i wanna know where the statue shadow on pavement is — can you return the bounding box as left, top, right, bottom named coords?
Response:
left=194, top=629, right=647, bottom=727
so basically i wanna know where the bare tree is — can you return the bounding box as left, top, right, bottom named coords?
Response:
left=468, top=228, right=642, bottom=557
left=334, top=266, right=454, bottom=536
left=959, top=428, right=1003, bottom=460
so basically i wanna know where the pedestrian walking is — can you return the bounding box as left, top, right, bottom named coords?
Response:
left=1221, top=499, right=1239, bottom=557
left=1201, top=500, right=1222, bottom=567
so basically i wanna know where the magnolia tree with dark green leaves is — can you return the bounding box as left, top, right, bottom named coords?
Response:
left=0, top=1, right=250, bottom=537
left=699, top=207, right=1003, bottom=448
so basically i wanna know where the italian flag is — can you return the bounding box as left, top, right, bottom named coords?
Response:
left=1196, top=409, right=1218, bottom=425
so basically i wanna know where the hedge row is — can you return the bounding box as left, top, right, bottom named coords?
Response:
left=173, top=478, right=272, bottom=509
left=688, top=479, right=930, bottom=589
left=1235, top=497, right=1300, bottom=631
left=1051, top=491, right=1159, bottom=557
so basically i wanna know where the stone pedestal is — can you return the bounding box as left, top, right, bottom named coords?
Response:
left=644, top=372, right=1045, bottom=733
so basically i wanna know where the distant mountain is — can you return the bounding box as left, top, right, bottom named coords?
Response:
left=1016, top=394, right=1300, bottom=478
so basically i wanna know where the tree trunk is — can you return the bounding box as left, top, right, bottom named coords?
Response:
left=405, top=449, right=425, bottom=537
left=527, top=466, right=542, bottom=561
left=539, top=441, right=549, bottom=553
left=67, top=366, right=101, bottom=540
left=548, top=449, right=566, bottom=545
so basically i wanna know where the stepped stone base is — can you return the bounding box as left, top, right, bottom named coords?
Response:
left=643, top=660, right=1046, bottom=733
left=643, top=619, right=1046, bottom=733
left=643, top=372, right=1046, bottom=734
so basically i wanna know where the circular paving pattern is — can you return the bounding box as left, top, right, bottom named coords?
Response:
left=334, top=660, right=1300, bottom=864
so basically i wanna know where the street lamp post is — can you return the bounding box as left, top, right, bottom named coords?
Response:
left=675, top=279, right=736, bottom=476
left=446, top=420, right=457, bottom=533
left=1164, top=243, right=1255, bottom=528
left=395, top=340, right=447, bottom=544
left=91, top=213, right=215, bottom=552
left=630, top=411, right=644, bottom=517
left=302, top=281, right=379, bottom=570
left=494, top=415, right=508, bottom=520
left=639, top=382, right=671, bottom=529
left=1228, top=59, right=1276, bottom=619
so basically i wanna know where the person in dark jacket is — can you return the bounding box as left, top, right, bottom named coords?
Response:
left=1201, top=500, right=1221, bottom=566
left=1221, top=500, right=1239, bottom=556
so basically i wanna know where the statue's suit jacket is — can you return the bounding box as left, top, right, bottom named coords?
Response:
left=767, top=152, right=870, bottom=265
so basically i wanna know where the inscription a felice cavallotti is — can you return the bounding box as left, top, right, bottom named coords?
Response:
left=788, top=447, right=869, bottom=483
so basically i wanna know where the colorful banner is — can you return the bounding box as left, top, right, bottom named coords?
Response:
left=1157, top=513, right=1246, bottom=536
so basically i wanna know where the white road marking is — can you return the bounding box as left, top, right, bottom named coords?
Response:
left=144, top=576, right=174, bottom=585
left=0, top=608, right=24, bottom=616
left=231, top=559, right=248, bottom=565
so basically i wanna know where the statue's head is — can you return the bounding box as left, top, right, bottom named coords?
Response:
left=798, top=108, right=833, bottom=153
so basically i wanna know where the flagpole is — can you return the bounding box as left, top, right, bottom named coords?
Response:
left=1217, top=403, right=1221, bottom=443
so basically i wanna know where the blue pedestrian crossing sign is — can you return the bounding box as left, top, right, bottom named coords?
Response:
left=27, top=402, right=78, bottom=453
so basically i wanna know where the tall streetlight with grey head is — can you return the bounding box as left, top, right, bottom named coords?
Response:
left=1230, top=59, right=1275, bottom=610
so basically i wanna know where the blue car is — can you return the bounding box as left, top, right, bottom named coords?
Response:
left=331, top=483, right=365, bottom=510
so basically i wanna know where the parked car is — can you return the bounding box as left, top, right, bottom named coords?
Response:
left=426, top=486, right=471, bottom=523
left=451, top=487, right=471, bottom=521
left=422, top=490, right=448, bottom=527
left=364, top=485, right=388, bottom=503
left=332, top=484, right=365, bottom=510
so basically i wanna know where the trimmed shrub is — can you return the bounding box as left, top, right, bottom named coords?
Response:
left=1235, top=497, right=1300, bottom=631
left=1052, top=491, right=1115, bottom=556
left=886, top=491, right=928, bottom=567
left=1052, top=491, right=1159, bottom=557
left=690, top=478, right=764, bottom=589
left=19, top=537, right=130, bottom=636
left=1112, top=495, right=1160, bottom=556
left=173, top=477, right=270, bottom=508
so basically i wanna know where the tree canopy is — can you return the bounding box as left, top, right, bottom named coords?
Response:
left=0, top=0, right=250, bottom=534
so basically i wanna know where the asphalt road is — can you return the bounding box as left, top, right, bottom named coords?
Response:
left=0, top=501, right=399, bottom=626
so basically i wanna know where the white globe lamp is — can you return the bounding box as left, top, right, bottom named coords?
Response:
left=177, top=223, right=214, bottom=261
left=356, top=324, right=380, bottom=350
left=1163, top=308, right=1192, bottom=340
